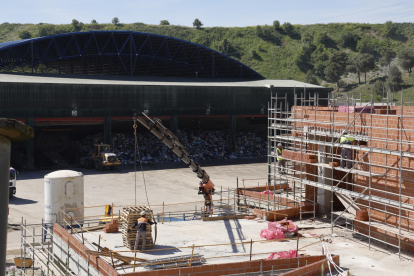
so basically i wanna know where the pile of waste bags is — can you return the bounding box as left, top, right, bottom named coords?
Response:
left=73, top=128, right=267, bottom=165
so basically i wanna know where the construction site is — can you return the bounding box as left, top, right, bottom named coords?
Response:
left=1, top=31, right=414, bottom=276
left=4, top=89, right=414, bottom=276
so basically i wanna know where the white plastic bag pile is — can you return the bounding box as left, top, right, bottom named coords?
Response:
left=73, top=128, right=267, bottom=165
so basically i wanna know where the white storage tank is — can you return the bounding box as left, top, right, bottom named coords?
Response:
left=44, top=170, right=84, bottom=226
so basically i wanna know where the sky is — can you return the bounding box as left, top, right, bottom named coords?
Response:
left=2, top=0, right=414, bottom=26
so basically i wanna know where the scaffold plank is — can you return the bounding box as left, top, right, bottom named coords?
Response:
left=271, top=134, right=414, bottom=159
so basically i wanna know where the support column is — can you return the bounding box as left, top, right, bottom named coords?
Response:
left=229, top=115, right=236, bottom=152
left=171, top=116, right=178, bottom=134
left=104, top=117, right=112, bottom=145
left=26, top=118, right=34, bottom=171
left=0, top=135, right=11, bottom=274
left=0, top=119, right=33, bottom=274
left=317, top=144, right=332, bottom=214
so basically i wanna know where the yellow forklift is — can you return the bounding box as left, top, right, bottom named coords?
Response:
left=80, top=144, right=121, bottom=171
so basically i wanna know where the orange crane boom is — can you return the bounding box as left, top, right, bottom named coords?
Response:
left=133, top=111, right=215, bottom=212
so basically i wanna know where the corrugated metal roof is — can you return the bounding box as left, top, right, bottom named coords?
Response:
left=0, top=73, right=326, bottom=89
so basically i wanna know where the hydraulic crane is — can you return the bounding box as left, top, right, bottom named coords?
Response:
left=133, top=111, right=215, bottom=213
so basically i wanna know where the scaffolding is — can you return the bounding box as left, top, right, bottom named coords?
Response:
left=268, top=88, right=414, bottom=257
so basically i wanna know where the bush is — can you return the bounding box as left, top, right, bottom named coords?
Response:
left=387, top=65, right=402, bottom=89
left=282, top=22, right=294, bottom=34
left=304, top=70, right=319, bottom=85
left=338, top=79, right=347, bottom=88
left=37, top=24, right=55, bottom=37
left=273, top=20, right=280, bottom=30
left=372, top=81, right=386, bottom=96
left=18, top=30, right=31, bottom=39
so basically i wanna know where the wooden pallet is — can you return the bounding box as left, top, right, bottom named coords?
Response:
left=121, top=206, right=155, bottom=249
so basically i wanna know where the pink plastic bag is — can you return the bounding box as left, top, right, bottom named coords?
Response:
left=266, top=250, right=297, bottom=260
left=261, top=190, right=274, bottom=195
left=260, top=229, right=286, bottom=240
left=268, top=220, right=298, bottom=233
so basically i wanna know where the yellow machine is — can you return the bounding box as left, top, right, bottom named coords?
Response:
left=80, top=144, right=121, bottom=171
left=99, top=205, right=114, bottom=224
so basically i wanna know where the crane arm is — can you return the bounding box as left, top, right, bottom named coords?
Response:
left=133, top=111, right=215, bottom=210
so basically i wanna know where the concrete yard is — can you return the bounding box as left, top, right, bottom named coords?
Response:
left=6, top=159, right=414, bottom=275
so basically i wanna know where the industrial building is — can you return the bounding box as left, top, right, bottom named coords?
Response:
left=0, top=31, right=330, bottom=171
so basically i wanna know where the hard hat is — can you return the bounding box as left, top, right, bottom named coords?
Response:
left=277, top=143, right=282, bottom=147
left=141, top=211, right=146, bottom=216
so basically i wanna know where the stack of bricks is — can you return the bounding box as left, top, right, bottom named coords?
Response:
left=103, top=218, right=119, bottom=233
left=121, top=206, right=154, bottom=250
left=281, top=149, right=317, bottom=163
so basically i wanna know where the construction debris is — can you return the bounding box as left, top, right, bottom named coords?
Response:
left=143, top=254, right=206, bottom=270
left=88, top=243, right=147, bottom=264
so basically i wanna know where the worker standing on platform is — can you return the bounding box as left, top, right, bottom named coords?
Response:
left=276, top=143, right=286, bottom=174
left=340, top=131, right=354, bottom=169
left=128, top=211, right=156, bottom=251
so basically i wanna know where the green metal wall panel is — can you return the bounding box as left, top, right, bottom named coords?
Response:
left=0, top=82, right=330, bottom=118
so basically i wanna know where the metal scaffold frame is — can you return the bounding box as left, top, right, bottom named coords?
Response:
left=268, top=88, right=414, bottom=258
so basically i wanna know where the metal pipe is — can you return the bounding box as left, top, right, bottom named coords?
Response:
left=398, top=89, right=404, bottom=258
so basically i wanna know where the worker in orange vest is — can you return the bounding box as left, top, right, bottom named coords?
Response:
left=128, top=211, right=156, bottom=251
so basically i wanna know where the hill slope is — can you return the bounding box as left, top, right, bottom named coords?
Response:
left=2, top=21, right=414, bottom=103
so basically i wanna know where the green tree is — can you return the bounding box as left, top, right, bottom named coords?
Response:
left=112, top=17, right=120, bottom=25
left=348, top=54, right=362, bottom=84
left=304, top=70, right=319, bottom=85
left=372, top=81, right=386, bottom=96
left=71, top=19, right=83, bottom=32
left=348, top=53, right=375, bottom=84
left=388, top=65, right=402, bottom=89
left=358, top=53, right=376, bottom=84
left=18, top=30, right=32, bottom=39
left=324, top=62, right=344, bottom=89
left=398, top=47, right=414, bottom=73
left=282, top=22, right=293, bottom=34
left=301, top=31, right=313, bottom=44
left=314, top=31, right=328, bottom=46
left=37, top=24, right=55, bottom=37
left=311, top=45, right=329, bottom=77
left=273, top=20, right=280, bottom=30
left=295, top=43, right=314, bottom=72
left=383, top=21, right=397, bottom=38
left=313, top=61, right=326, bottom=78
left=356, top=37, right=374, bottom=54
left=160, top=20, right=170, bottom=25
left=338, top=31, right=359, bottom=50
left=380, top=48, right=396, bottom=68
left=255, top=25, right=263, bottom=36
left=324, top=51, right=347, bottom=88
left=193, top=18, right=203, bottom=29
left=91, top=19, right=97, bottom=24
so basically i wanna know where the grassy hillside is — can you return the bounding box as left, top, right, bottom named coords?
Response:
left=2, top=21, right=414, bottom=104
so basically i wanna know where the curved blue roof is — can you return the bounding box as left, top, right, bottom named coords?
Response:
left=0, top=31, right=264, bottom=80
